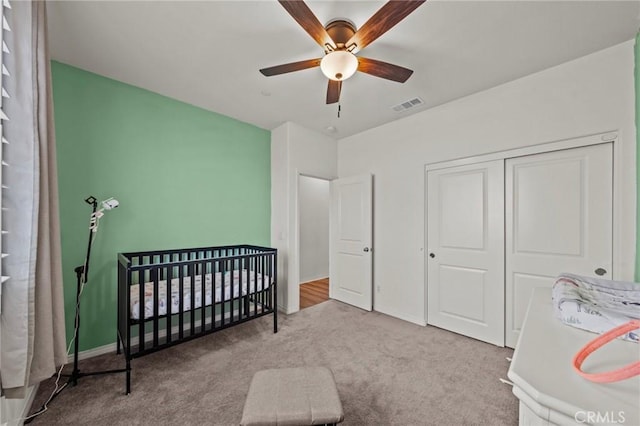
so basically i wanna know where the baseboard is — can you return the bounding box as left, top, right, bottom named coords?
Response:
left=299, top=275, right=329, bottom=285
left=69, top=307, right=276, bottom=363
left=71, top=342, right=118, bottom=363
left=374, top=304, right=427, bottom=327
left=277, top=303, right=290, bottom=314
left=70, top=317, right=228, bottom=363
left=22, top=384, right=38, bottom=425
left=0, top=383, right=39, bottom=426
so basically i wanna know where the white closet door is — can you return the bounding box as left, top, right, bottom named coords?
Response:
left=505, top=143, right=613, bottom=348
left=427, top=160, right=505, bottom=346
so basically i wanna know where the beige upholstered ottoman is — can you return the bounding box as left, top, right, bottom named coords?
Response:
left=240, top=367, right=344, bottom=426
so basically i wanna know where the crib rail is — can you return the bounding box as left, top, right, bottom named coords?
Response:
left=117, top=244, right=277, bottom=394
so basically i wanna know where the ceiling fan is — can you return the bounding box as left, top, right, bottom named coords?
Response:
left=259, top=0, right=426, bottom=104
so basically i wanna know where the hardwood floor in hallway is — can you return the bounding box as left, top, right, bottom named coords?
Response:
left=299, top=277, right=329, bottom=309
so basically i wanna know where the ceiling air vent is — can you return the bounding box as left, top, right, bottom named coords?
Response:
left=392, top=97, right=424, bottom=112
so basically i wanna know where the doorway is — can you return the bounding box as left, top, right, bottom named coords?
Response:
left=298, top=175, right=330, bottom=309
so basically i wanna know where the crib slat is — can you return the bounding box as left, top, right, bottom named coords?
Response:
left=138, top=269, right=145, bottom=352
left=228, top=258, right=233, bottom=324
left=236, top=258, right=242, bottom=321
left=166, top=264, right=172, bottom=345
left=243, top=255, right=247, bottom=317
left=253, top=256, right=258, bottom=318
left=235, top=258, right=240, bottom=321
left=189, top=262, right=195, bottom=337
left=259, top=252, right=262, bottom=306
left=228, top=258, right=232, bottom=324
left=210, top=260, right=215, bottom=331
left=230, top=259, right=234, bottom=324
left=201, top=260, right=206, bottom=334
left=152, top=267, right=159, bottom=347
left=179, top=259, right=184, bottom=340
left=221, top=259, right=226, bottom=327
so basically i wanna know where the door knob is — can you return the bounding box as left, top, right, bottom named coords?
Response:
left=363, top=247, right=369, bottom=252
left=429, top=253, right=435, bottom=258
left=595, top=268, right=607, bottom=276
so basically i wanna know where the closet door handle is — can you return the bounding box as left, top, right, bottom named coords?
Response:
left=363, top=247, right=369, bottom=252
left=595, top=268, right=607, bottom=276
left=429, top=253, right=435, bottom=258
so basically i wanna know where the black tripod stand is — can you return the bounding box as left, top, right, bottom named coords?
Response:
left=26, top=196, right=125, bottom=423
left=66, top=196, right=126, bottom=386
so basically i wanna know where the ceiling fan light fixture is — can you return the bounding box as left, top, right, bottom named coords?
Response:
left=320, top=51, right=358, bottom=81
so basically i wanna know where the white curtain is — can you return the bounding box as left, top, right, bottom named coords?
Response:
left=0, top=0, right=66, bottom=398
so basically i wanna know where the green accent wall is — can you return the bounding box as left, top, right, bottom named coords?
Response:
left=636, top=32, right=640, bottom=282
left=51, top=62, right=271, bottom=351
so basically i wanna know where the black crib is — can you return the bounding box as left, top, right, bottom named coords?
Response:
left=117, top=244, right=277, bottom=394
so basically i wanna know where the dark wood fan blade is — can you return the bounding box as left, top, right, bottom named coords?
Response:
left=347, top=1, right=426, bottom=53
left=279, top=1, right=335, bottom=49
left=357, top=57, right=413, bottom=83
left=260, top=58, right=322, bottom=76
left=326, top=80, right=342, bottom=104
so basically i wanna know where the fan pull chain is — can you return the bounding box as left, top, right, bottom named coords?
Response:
left=338, top=103, right=341, bottom=118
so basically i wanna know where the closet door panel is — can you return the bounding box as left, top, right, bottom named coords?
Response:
left=505, top=143, right=613, bottom=348
left=427, top=160, right=505, bottom=346
left=511, top=272, right=555, bottom=337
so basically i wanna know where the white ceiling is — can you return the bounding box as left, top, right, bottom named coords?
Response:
left=47, top=1, right=639, bottom=139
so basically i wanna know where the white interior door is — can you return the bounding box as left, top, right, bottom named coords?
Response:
left=330, top=174, right=373, bottom=311
left=427, top=160, right=505, bottom=346
left=505, top=143, right=613, bottom=347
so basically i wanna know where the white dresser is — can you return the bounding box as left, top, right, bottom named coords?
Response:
left=508, top=288, right=639, bottom=425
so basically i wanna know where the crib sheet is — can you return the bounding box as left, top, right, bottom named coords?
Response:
left=130, top=270, right=271, bottom=320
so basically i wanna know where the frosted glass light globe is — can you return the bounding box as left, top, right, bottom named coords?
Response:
left=320, top=51, right=358, bottom=81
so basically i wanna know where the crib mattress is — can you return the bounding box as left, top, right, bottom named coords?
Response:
left=130, top=270, right=271, bottom=320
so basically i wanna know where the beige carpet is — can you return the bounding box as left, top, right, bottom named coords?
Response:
left=28, top=300, right=517, bottom=425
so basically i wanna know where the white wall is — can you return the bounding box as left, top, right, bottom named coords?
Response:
left=337, top=40, right=637, bottom=326
left=298, top=176, right=330, bottom=283
left=271, top=122, right=337, bottom=313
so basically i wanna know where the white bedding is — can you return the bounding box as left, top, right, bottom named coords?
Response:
left=130, top=270, right=271, bottom=320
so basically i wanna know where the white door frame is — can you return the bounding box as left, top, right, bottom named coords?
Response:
left=290, top=170, right=335, bottom=314
left=424, top=130, right=633, bottom=325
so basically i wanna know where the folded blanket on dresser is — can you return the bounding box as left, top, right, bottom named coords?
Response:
left=552, top=273, right=640, bottom=342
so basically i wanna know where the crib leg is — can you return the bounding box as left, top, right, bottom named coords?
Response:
left=273, top=282, right=278, bottom=333
left=125, top=358, right=131, bottom=395
left=274, top=308, right=278, bottom=334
